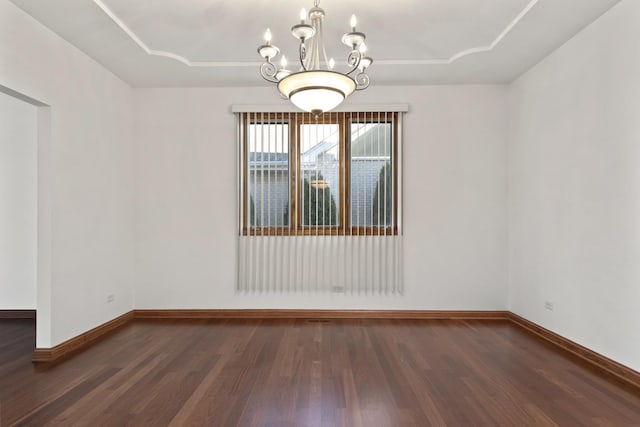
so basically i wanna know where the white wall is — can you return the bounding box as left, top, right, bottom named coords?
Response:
left=134, top=85, right=508, bottom=310
left=508, top=0, right=640, bottom=371
left=0, top=0, right=135, bottom=347
left=0, top=91, right=37, bottom=309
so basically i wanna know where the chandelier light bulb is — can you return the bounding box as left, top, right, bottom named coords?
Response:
left=264, top=28, right=272, bottom=43
left=359, top=42, right=367, bottom=53
left=281, top=55, right=288, bottom=69
left=350, top=14, right=357, bottom=31
left=300, top=8, right=307, bottom=23
left=329, top=58, right=335, bottom=70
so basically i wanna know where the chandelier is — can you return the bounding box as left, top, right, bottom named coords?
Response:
left=257, top=0, right=373, bottom=116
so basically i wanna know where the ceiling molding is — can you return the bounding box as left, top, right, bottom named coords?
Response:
left=93, top=0, right=539, bottom=68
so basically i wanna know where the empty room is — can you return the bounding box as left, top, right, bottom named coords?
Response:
left=1, top=0, right=639, bottom=425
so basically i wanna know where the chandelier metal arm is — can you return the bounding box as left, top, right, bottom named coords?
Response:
left=345, top=50, right=363, bottom=76
left=354, top=71, right=370, bottom=91
left=298, top=43, right=309, bottom=72
left=260, top=61, right=279, bottom=83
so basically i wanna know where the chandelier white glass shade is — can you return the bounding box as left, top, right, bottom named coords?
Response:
left=257, top=0, right=373, bottom=116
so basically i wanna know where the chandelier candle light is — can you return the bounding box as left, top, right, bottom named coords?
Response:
left=257, top=0, right=373, bottom=116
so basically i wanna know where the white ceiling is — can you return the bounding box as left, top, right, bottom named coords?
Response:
left=10, top=0, right=620, bottom=87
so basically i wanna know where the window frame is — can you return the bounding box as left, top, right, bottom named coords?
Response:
left=242, top=111, right=398, bottom=236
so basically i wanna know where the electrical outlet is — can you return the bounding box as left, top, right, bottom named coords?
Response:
left=107, top=294, right=115, bottom=303
left=544, top=301, right=554, bottom=311
left=331, top=286, right=345, bottom=293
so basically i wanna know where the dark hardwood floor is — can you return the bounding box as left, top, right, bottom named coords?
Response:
left=1, top=318, right=639, bottom=426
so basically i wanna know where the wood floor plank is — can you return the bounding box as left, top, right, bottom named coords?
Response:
left=1, top=318, right=639, bottom=426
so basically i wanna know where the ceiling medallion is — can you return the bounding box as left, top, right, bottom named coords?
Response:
left=257, top=0, right=373, bottom=117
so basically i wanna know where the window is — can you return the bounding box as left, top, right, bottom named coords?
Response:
left=240, top=111, right=398, bottom=236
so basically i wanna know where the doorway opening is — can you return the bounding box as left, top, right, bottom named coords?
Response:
left=0, top=85, right=51, bottom=351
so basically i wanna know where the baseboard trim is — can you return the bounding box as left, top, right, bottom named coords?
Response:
left=509, top=312, right=640, bottom=390
left=133, top=309, right=510, bottom=320
left=31, top=309, right=506, bottom=363
left=28, top=308, right=640, bottom=390
left=0, top=309, right=36, bottom=319
left=32, top=311, right=134, bottom=362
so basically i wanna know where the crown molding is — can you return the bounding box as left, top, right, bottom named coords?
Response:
left=93, top=0, right=539, bottom=68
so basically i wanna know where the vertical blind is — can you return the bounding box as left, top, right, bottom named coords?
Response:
left=237, top=110, right=403, bottom=294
